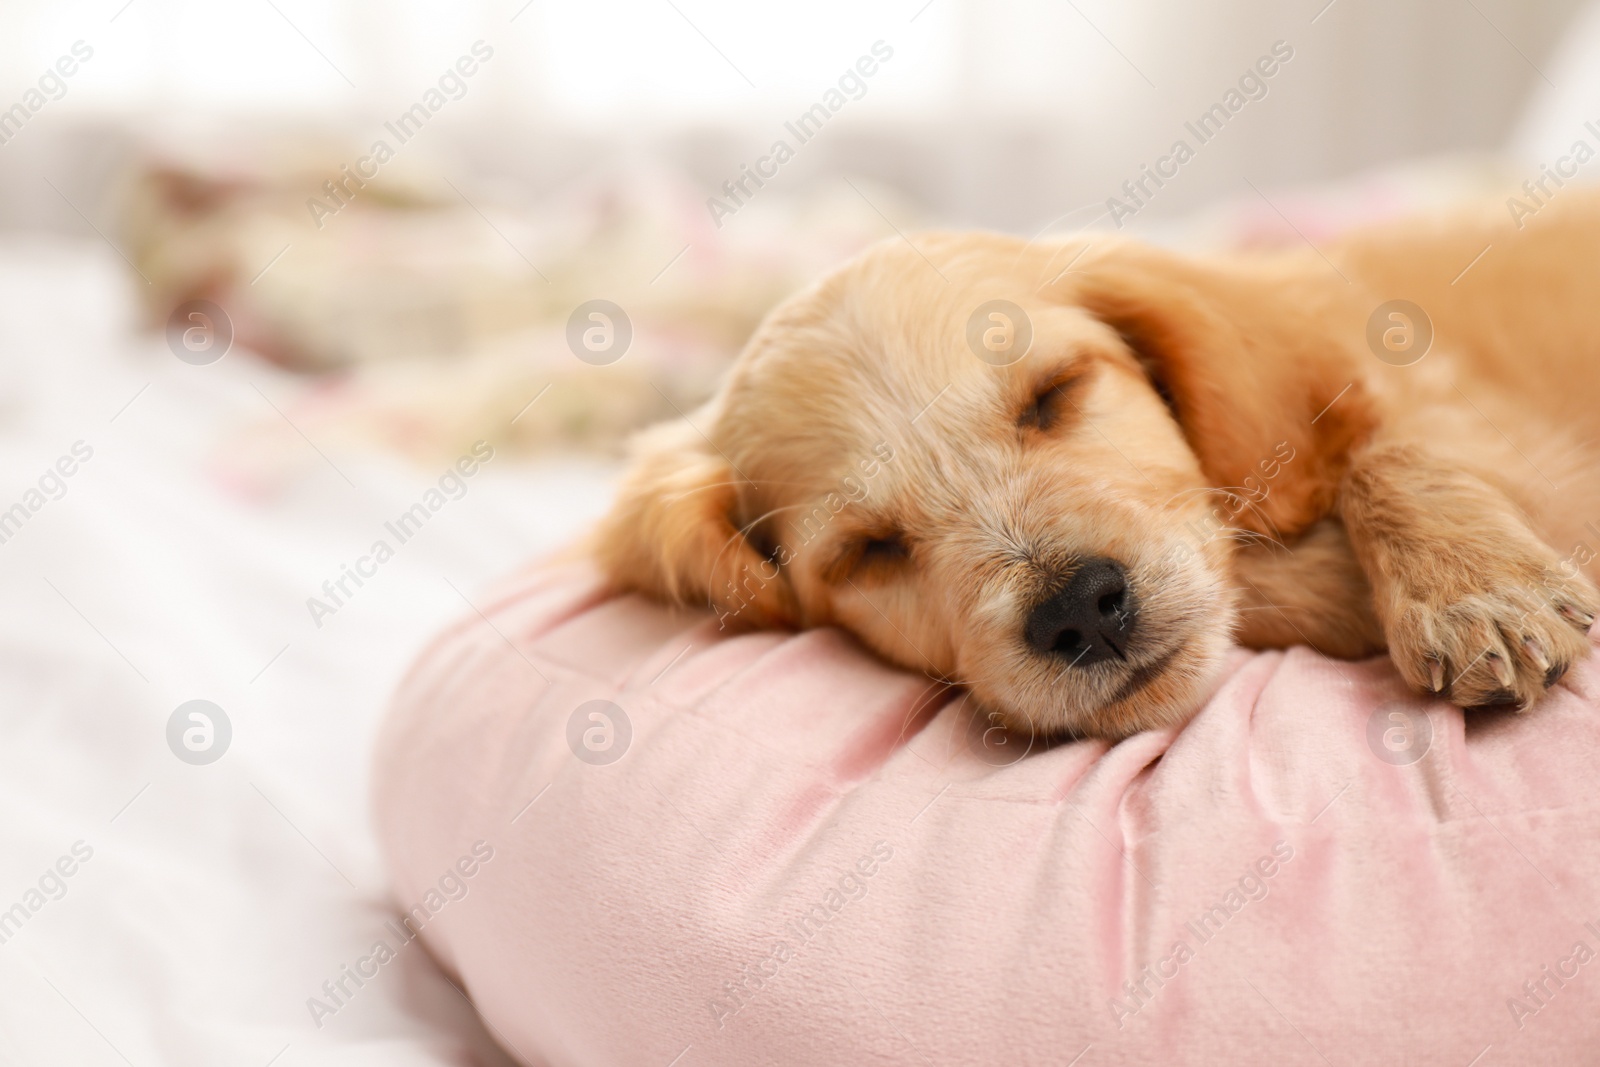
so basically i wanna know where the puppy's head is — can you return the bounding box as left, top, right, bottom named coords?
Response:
left=595, top=233, right=1367, bottom=737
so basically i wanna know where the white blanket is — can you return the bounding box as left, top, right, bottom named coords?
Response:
left=0, top=239, right=614, bottom=1065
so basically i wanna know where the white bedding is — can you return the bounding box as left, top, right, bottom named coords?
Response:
left=0, top=239, right=615, bottom=1065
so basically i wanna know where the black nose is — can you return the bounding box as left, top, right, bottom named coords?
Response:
left=1025, top=558, right=1137, bottom=666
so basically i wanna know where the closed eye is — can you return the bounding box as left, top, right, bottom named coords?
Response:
left=859, top=533, right=909, bottom=565
left=1019, top=368, right=1090, bottom=433
left=822, top=529, right=911, bottom=583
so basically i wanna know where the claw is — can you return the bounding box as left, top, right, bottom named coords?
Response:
left=1426, top=654, right=1446, bottom=693
left=1487, top=650, right=1515, bottom=688
left=1559, top=604, right=1596, bottom=631
left=1523, top=638, right=1551, bottom=673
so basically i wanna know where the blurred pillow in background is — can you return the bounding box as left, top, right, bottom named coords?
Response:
left=119, top=130, right=909, bottom=485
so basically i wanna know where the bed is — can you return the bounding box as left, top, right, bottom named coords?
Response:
left=6, top=30, right=1600, bottom=1053
left=0, top=238, right=613, bottom=1064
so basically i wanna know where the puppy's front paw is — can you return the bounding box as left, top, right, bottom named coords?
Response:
left=1386, top=565, right=1597, bottom=710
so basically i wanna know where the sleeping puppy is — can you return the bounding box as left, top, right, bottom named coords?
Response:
left=593, top=188, right=1600, bottom=738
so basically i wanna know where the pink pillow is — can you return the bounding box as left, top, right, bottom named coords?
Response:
left=374, top=562, right=1600, bottom=1065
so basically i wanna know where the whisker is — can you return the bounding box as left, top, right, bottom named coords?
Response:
left=1159, top=485, right=1286, bottom=545
left=707, top=502, right=809, bottom=591
left=660, top=477, right=816, bottom=506
left=1217, top=525, right=1287, bottom=551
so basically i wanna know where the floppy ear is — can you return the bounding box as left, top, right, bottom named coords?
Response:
left=592, top=417, right=796, bottom=628
left=1057, top=240, right=1375, bottom=542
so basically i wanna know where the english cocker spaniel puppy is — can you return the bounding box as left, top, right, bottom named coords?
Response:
left=594, top=190, right=1600, bottom=738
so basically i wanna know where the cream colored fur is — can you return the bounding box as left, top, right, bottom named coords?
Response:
left=593, top=189, right=1600, bottom=738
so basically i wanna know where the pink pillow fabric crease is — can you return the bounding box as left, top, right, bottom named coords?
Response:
left=373, top=562, right=1600, bottom=1066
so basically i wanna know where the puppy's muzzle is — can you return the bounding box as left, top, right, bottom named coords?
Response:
left=1024, top=558, right=1138, bottom=666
